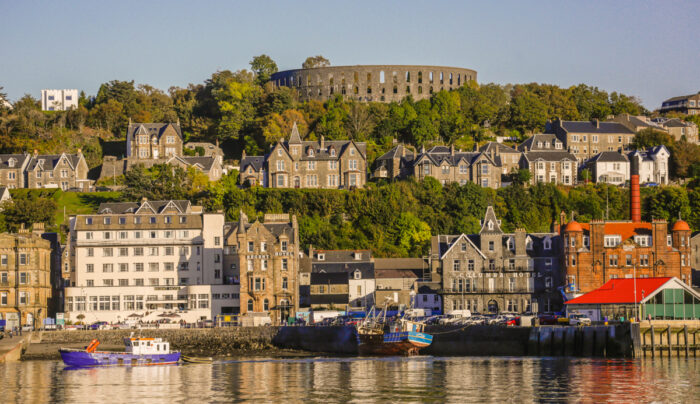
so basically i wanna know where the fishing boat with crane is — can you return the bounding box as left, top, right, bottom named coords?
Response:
left=355, top=304, right=433, bottom=355
left=59, top=334, right=180, bottom=367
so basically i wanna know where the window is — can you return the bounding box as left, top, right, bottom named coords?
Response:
left=640, top=254, right=649, bottom=266
left=247, top=260, right=253, bottom=272
left=488, top=241, right=494, bottom=251
left=609, top=254, right=618, bottom=267
left=262, top=260, right=268, bottom=270
left=667, top=235, right=672, bottom=246
left=165, top=247, right=174, bottom=256
left=86, top=280, right=94, bottom=287
left=544, top=238, right=552, bottom=250
left=134, top=247, right=144, bottom=256
left=119, top=263, right=128, bottom=272
left=248, top=242, right=254, bottom=252
left=626, top=254, right=633, bottom=266
left=118, top=247, right=128, bottom=257
left=102, top=263, right=113, bottom=273
left=85, top=217, right=93, bottom=225
left=19, top=292, right=28, bottom=305
left=135, top=263, right=144, bottom=272
left=103, top=248, right=113, bottom=257
left=149, top=247, right=159, bottom=256
left=247, top=299, right=254, bottom=312
left=134, top=279, right=144, bottom=286
left=604, top=235, right=621, bottom=247
left=282, top=258, right=288, bottom=271
left=281, top=241, right=288, bottom=252
left=468, top=260, right=474, bottom=271
left=149, top=263, right=159, bottom=272
left=19, top=253, right=27, bottom=265
left=583, top=236, right=590, bottom=248
left=103, top=280, right=113, bottom=287
left=509, top=278, right=516, bottom=292
left=545, top=277, right=552, bottom=288
left=453, top=260, right=460, bottom=272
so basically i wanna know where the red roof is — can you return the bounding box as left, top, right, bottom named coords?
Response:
left=672, top=220, right=690, bottom=232
left=565, top=221, right=652, bottom=242
left=565, top=277, right=672, bottom=305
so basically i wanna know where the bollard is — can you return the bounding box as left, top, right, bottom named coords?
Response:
left=684, top=326, right=689, bottom=358
left=650, top=326, right=655, bottom=358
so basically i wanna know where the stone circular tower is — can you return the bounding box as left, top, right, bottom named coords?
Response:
left=270, top=65, right=477, bottom=103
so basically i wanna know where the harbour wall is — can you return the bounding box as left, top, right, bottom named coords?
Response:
left=273, top=323, right=641, bottom=358
left=25, top=327, right=280, bottom=359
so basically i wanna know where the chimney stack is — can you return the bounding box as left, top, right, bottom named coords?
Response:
left=320, top=135, right=325, bottom=150
left=630, top=157, right=641, bottom=222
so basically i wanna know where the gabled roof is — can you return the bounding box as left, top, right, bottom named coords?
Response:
left=127, top=122, right=183, bottom=141
left=376, top=145, right=415, bottom=161
left=0, top=154, right=30, bottom=169
left=240, top=156, right=265, bottom=172
left=480, top=206, right=503, bottom=234
left=440, top=233, right=487, bottom=260
left=97, top=200, right=191, bottom=215
left=565, top=277, right=695, bottom=305
left=588, top=151, right=629, bottom=163
left=479, top=142, right=518, bottom=154
left=27, top=153, right=83, bottom=171
left=523, top=151, right=577, bottom=162
left=559, top=121, right=634, bottom=135
left=518, top=134, right=562, bottom=152
left=567, top=221, right=653, bottom=242
left=180, top=156, right=217, bottom=171
left=662, top=93, right=700, bottom=103
left=288, top=122, right=302, bottom=143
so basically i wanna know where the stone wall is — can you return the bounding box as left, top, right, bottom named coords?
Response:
left=37, top=327, right=279, bottom=355
left=271, top=65, right=477, bottom=103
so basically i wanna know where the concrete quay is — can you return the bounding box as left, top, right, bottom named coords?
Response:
left=0, top=334, right=31, bottom=363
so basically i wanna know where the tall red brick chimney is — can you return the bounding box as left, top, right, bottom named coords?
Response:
left=630, top=157, right=641, bottom=222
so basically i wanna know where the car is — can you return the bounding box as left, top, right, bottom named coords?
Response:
left=89, top=321, right=109, bottom=330
left=642, top=182, right=659, bottom=187
left=538, top=314, right=560, bottom=325
left=568, top=313, right=592, bottom=326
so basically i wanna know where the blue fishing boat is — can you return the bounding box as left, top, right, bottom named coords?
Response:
left=59, top=335, right=180, bottom=367
left=356, top=305, right=433, bottom=355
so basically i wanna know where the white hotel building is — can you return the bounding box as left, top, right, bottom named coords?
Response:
left=64, top=199, right=239, bottom=324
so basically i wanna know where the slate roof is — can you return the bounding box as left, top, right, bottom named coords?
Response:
left=375, top=268, right=422, bottom=279
left=518, top=134, right=564, bottom=152
left=313, top=249, right=372, bottom=262
left=628, top=145, right=669, bottom=162
left=375, top=145, right=415, bottom=161
left=479, top=142, right=518, bottom=154
left=27, top=154, right=82, bottom=171
left=127, top=123, right=183, bottom=140
left=559, top=121, right=634, bottom=135
left=662, top=94, right=699, bottom=103
left=414, top=151, right=495, bottom=168
left=373, top=258, right=426, bottom=271
left=223, top=221, right=295, bottom=238
left=240, top=156, right=265, bottom=172
left=180, top=156, right=217, bottom=171
left=0, top=154, right=30, bottom=169
left=97, top=200, right=191, bottom=214
left=310, top=272, right=349, bottom=285
left=588, top=151, right=629, bottom=163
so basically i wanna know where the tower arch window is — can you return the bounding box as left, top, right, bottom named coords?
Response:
left=366, top=72, right=372, bottom=82
left=406, top=72, right=410, bottom=82
left=418, top=71, right=423, bottom=84
left=392, top=71, right=398, bottom=83
left=429, top=71, right=434, bottom=83
left=353, top=72, right=359, bottom=82
left=379, top=71, right=385, bottom=83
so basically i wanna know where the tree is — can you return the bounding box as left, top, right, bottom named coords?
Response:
left=250, top=54, right=278, bottom=85
left=514, top=169, right=532, bottom=185
left=509, top=88, right=548, bottom=134
left=302, top=55, right=330, bottom=69
left=0, top=197, right=57, bottom=231
left=632, top=128, right=674, bottom=149
left=670, top=140, right=700, bottom=178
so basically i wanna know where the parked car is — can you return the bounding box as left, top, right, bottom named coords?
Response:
left=568, top=313, right=592, bottom=326
left=538, top=314, right=560, bottom=325
left=89, top=321, right=109, bottom=330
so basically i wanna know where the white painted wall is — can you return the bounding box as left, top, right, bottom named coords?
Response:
left=41, top=89, right=78, bottom=111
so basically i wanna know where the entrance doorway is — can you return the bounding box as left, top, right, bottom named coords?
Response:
left=487, top=300, right=499, bottom=314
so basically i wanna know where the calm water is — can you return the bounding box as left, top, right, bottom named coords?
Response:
left=1, top=356, right=699, bottom=403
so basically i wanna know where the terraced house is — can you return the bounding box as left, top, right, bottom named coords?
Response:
left=374, top=144, right=501, bottom=188
left=224, top=213, right=300, bottom=324
left=434, top=207, right=563, bottom=315
left=518, top=134, right=578, bottom=186
left=548, top=119, right=635, bottom=162
left=240, top=123, right=367, bottom=189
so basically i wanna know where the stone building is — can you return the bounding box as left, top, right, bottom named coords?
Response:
left=126, top=122, right=183, bottom=160
left=304, top=248, right=374, bottom=309
left=26, top=151, right=91, bottom=190
left=609, top=114, right=699, bottom=143
left=518, top=134, right=578, bottom=185
left=270, top=65, right=477, bottom=103
left=0, top=154, right=31, bottom=189
left=240, top=123, right=367, bottom=189
left=660, top=92, right=700, bottom=115
left=373, top=144, right=502, bottom=188
left=479, top=142, right=522, bottom=178
left=65, top=199, right=236, bottom=324
left=101, top=122, right=222, bottom=182
left=433, top=207, right=563, bottom=314
left=0, top=225, right=54, bottom=330
left=627, top=146, right=670, bottom=185
left=560, top=187, right=693, bottom=294
left=223, top=213, right=299, bottom=324
left=548, top=119, right=635, bottom=162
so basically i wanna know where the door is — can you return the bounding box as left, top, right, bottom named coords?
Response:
left=294, top=177, right=300, bottom=188
left=487, top=300, right=499, bottom=314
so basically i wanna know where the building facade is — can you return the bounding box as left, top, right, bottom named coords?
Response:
left=374, top=144, right=502, bottom=188
left=224, top=213, right=299, bottom=324
left=561, top=217, right=693, bottom=295
left=65, top=200, right=236, bottom=324
left=240, top=124, right=367, bottom=189
left=0, top=225, right=54, bottom=330
left=26, top=152, right=91, bottom=190
left=660, top=92, right=700, bottom=115
left=307, top=248, right=374, bottom=309
left=584, top=151, right=630, bottom=185
left=0, top=154, right=31, bottom=189
left=627, top=145, right=670, bottom=185
left=549, top=119, right=635, bottom=162
left=270, top=65, right=477, bottom=103
left=434, top=207, right=563, bottom=314
left=41, top=89, right=78, bottom=111
left=126, top=123, right=183, bottom=160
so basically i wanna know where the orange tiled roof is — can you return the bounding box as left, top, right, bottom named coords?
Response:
left=575, top=222, right=653, bottom=242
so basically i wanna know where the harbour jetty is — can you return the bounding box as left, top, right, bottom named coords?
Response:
left=273, top=323, right=642, bottom=358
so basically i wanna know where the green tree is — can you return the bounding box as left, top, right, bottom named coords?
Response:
left=509, top=88, right=548, bottom=134
left=0, top=196, right=57, bottom=231
left=302, top=55, right=331, bottom=69
left=250, top=54, right=278, bottom=85
left=632, top=128, right=674, bottom=149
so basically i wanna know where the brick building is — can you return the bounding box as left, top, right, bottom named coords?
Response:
left=223, top=213, right=299, bottom=324
left=240, top=123, right=367, bottom=189
left=560, top=211, right=693, bottom=294
left=0, top=225, right=54, bottom=330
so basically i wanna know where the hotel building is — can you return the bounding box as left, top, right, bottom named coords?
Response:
left=65, top=199, right=238, bottom=324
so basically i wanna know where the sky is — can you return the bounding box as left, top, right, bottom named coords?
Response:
left=1, top=0, right=699, bottom=109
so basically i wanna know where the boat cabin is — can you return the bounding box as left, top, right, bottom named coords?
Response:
left=124, top=337, right=171, bottom=355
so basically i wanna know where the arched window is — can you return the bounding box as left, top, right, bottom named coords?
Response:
left=418, top=71, right=423, bottom=84
left=379, top=71, right=385, bottom=83
left=353, top=72, right=359, bottom=82
left=449, top=73, right=453, bottom=85
left=263, top=298, right=269, bottom=311
left=440, top=72, right=444, bottom=84
left=392, top=71, right=398, bottom=83
left=418, top=86, right=423, bottom=94
left=406, top=72, right=410, bottom=82
left=247, top=299, right=253, bottom=312
left=354, top=86, right=359, bottom=95
left=429, top=71, right=433, bottom=83
left=366, top=72, right=372, bottom=82
left=487, top=300, right=498, bottom=313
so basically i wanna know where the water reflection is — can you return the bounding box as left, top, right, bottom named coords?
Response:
left=1, top=357, right=698, bottom=403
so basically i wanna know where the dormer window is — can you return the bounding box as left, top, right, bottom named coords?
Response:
left=634, top=235, right=651, bottom=247
left=330, top=148, right=336, bottom=157
left=507, top=237, right=514, bottom=250
left=604, top=235, right=622, bottom=247
left=7, top=158, right=15, bottom=168
left=354, top=270, right=361, bottom=280
left=354, top=252, right=362, bottom=260
left=317, top=253, right=325, bottom=261
left=526, top=237, right=533, bottom=250
left=543, top=238, right=552, bottom=250
left=307, top=148, right=314, bottom=157
left=555, top=142, right=562, bottom=150
left=104, top=217, right=111, bottom=225
left=85, top=217, right=93, bottom=225
left=487, top=221, right=494, bottom=230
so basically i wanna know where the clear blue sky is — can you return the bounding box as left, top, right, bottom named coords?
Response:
left=1, top=0, right=698, bottom=109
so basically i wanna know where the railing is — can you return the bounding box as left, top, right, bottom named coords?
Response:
left=440, top=288, right=536, bottom=294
